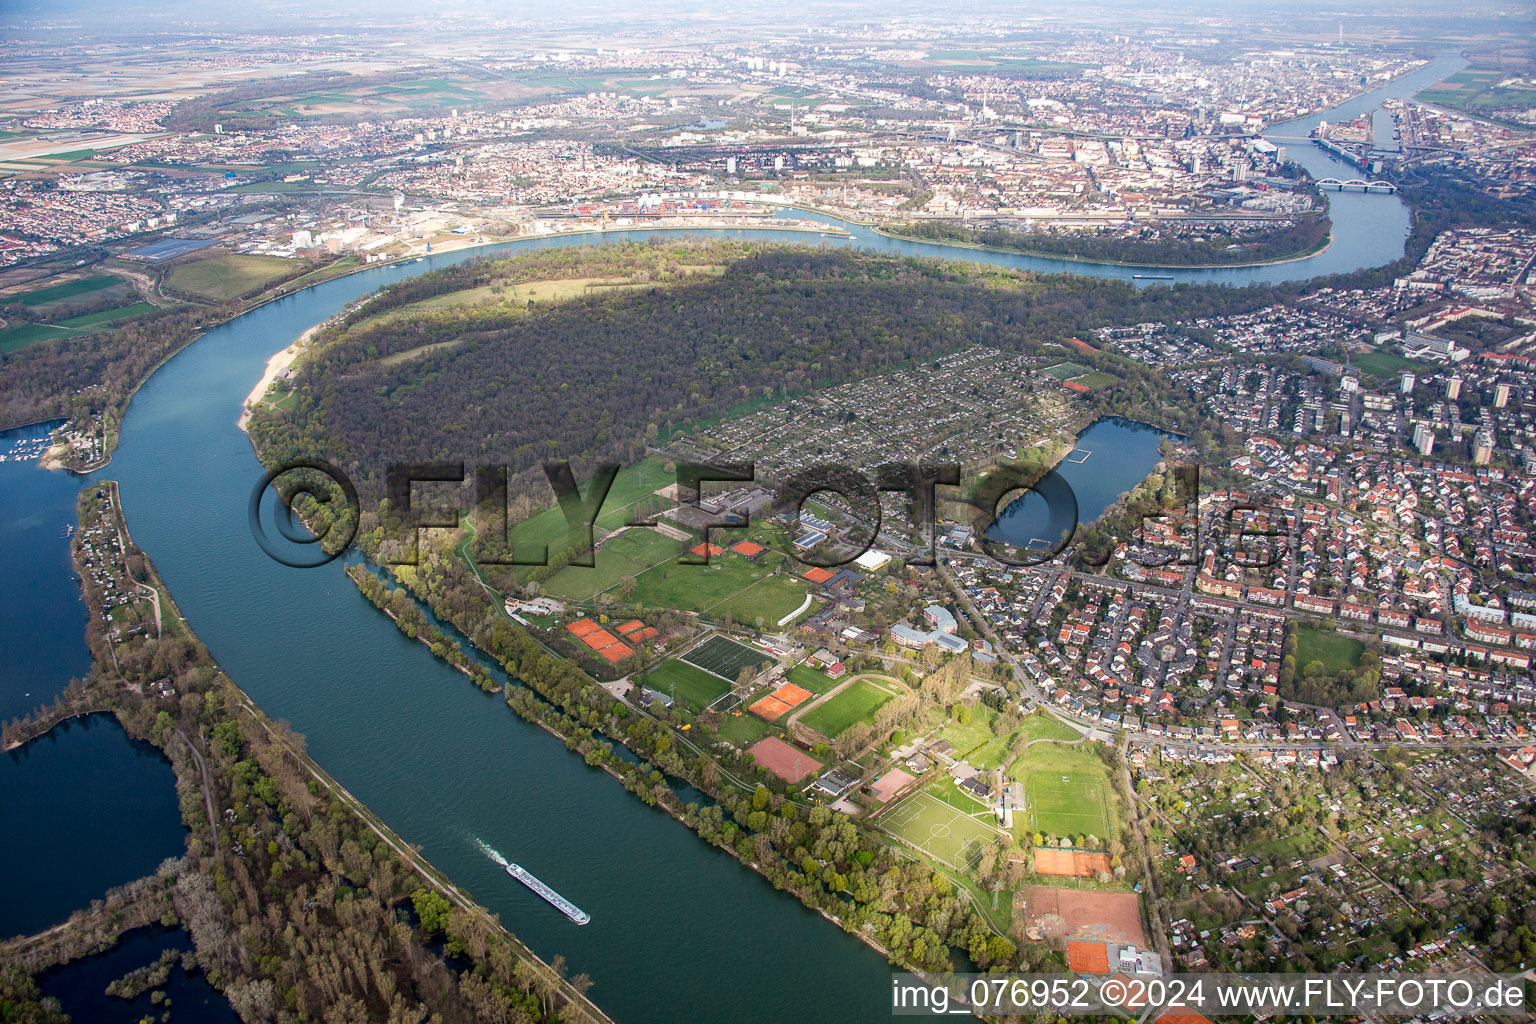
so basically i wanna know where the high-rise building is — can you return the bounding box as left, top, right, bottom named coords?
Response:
left=1413, top=423, right=1434, bottom=456
left=1445, top=376, right=1461, bottom=400
left=1494, top=383, right=1510, bottom=408
left=1472, top=430, right=1493, bottom=465
left=1401, top=372, right=1416, bottom=395
left=725, top=156, right=737, bottom=175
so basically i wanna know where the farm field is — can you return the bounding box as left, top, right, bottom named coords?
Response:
left=167, top=253, right=293, bottom=302
left=1297, top=626, right=1365, bottom=675
left=800, top=679, right=895, bottom=738
left=9, top=275, right=119, bottom=306
left=56, top=302, right=159, bottom=330
left=0, top=322, right=81, bottom=354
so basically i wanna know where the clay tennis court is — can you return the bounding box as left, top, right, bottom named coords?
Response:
left=1066, top=940, right=1110, bottom=974
left=1018, top=886, right=1144, bottom=947
left=802, top=567, right=835, bottom=584
left=566, top=618, right=601, bottom=637
left=868, top=768, right=914, bottom=803
left=688, top=542, right=724, bottom=559
left=749, top=681, right=814, bottom=720
left=597, top=641, right=634, bottom=662
left=1034, top=847, right=1112, bottom=877
left=580, top=629, right=621, bottom=650
left=748, top=736, right=821, bottom=783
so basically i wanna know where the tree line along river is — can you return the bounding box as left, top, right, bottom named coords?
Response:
left=0, top=52, right=1463, bottom=1023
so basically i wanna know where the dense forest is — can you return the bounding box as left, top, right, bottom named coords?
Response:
left=0, top=306, right=206, bottom=431
left=890, top=213, right=1332, bottom=267
left=250, top=240, right=1316, bottom=512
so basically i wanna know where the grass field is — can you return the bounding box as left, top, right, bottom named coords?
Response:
left=1071, top=371, right=1119, bottom=390
left=1353, top=349, right=1424, bottom=379
left=1297, top=626, right=1364, bottom=676
left=506, top=455, right=674, bottom=573
left=716, top=712, right=772, bottom=747
left=1042, top=361, right=1090, bottom=380
left=541, top=527, right=681, bottom=602
left=10, top=275, right=119, bottom=306
left=167, top=254, right=292, bottom=302
left=1008, top=742, right=1115, bottom=840
left=940, top=705, right=1012, bottom=769
left=1021, top=772, right=1110, bottom=840
left=680, top=634, right=772, bottom=681
left=880, top=790, right=1002, bottom=872
left=0, top=322, right=82, bottom=354
left=1019, top=714, right=1081, bottom=744
left=643, top=658, right=731, bottom=709
left=710, top=573, right=808, bottom=626
left=56, top=301, right=158, bottom=330
left=786, top=664, right=839, bottom=695
left=800, top=679, right=894, bottom=738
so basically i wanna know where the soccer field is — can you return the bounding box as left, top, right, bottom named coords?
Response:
left=799, top=680, right=892, bottom=738
left=642, top=658, right=730, bottom=709
left=680, top=633, right=772, bottom=681
left=880, top=790, right=1001, bottom=872
left=1022, top=771, right=1109, bottom=839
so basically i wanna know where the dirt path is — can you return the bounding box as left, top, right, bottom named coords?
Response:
left=176, top=728, right=219, bottom=856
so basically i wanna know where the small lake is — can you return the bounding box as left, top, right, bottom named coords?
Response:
left=986, top=418, right=1177, bottom=552
left=0, top=714, right=185, bottom=938
left=40, top=926, right=239, bottom=1023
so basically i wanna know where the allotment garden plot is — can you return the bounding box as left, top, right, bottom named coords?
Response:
left=879, top=790, right=1002, bottom=873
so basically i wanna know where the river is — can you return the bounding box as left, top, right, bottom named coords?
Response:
left=1, top=53, right=1465, bottom=1021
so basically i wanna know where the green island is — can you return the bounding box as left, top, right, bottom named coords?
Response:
left=0, top=482, right=610, bottom=1023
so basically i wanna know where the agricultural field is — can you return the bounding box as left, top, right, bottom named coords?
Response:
left=167, top=253, right=293, bottom=302
left=0, top=322, right=82, bottom=354
left=7, top=274, right=120, bottom=307
left=1296, top=626, right=1364, bottom=675
left=799, top=679, right=895, bottom=738
left=55, top=302, right=159, bottom=329
left=1416, top=65, right=1536, bottom=125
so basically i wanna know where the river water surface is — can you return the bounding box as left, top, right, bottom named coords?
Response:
left=0, top=52, right=1465, bottom=1021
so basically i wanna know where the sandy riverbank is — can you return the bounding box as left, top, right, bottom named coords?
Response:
left=237, top=324, right=320, bottom=432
